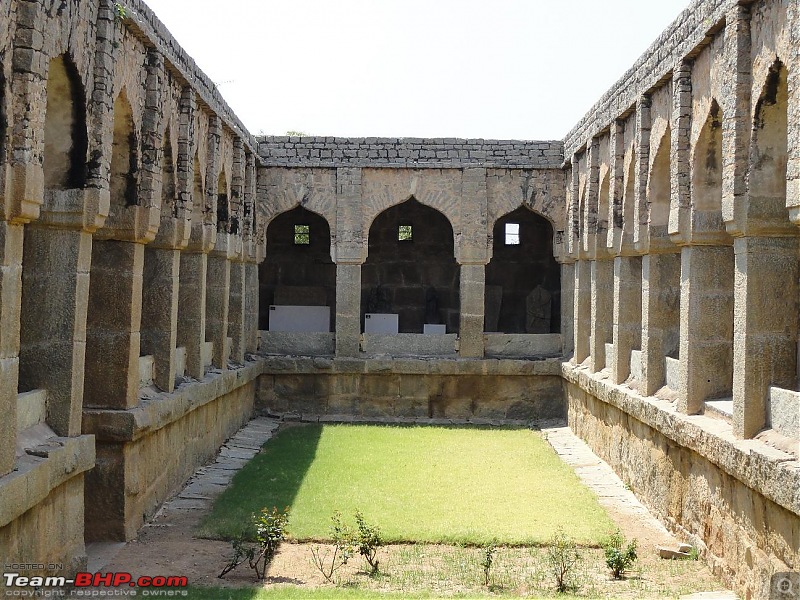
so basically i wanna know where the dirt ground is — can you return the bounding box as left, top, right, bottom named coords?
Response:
left=100, top=423, right=729, bottom=598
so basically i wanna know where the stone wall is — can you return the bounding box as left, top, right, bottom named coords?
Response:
left=257, top=357, right=564, bottom=422
left=563, top=365, right=798, bottom=600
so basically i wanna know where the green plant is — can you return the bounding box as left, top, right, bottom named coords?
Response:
left=218, top=506, right=290, bottom=581
left=480, top=542, right=496, bottom=586
left=353, top=510, right=382, bottom=575
left=686, top=545, right=700, bottom=561
left=113, top=2, right=126, bottom=20
left=310, top=511, right=354, bottom=584
left=601, top=529, right=637, bottom=579
left=544, top=528, right=581, bottom=593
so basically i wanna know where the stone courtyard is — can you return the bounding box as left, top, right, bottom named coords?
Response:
left=0, top=0, right=797, bottom=599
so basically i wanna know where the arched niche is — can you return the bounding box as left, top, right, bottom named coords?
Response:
left=258, top=205, right=336, bottom=331
left=692, top=102, right=723, bottom=215
left=362, top=197, right=459, bottom=333
left=43, top=54, right=87, bottom=190
left=750, top=60, right=788, bottom=224
left=110, top=90, right=138, bottom=208
left=485, top=206, right=561, bottom=334
left=649, top=127, right=672, bottom=232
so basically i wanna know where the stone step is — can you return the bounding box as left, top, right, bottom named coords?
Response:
left=704, top=398, right=733, bottom=424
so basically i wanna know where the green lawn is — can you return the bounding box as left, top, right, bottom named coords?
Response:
left=199, top=424, right=613, bottom=546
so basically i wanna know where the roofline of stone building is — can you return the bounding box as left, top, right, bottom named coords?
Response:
left=562, top=0, right=746, bottom=158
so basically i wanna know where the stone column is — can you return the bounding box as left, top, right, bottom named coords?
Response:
left=589, top=258, right=613, bottom=371
left=335, top=262, right=362, bottom=357
left=206, top=251, right=230, bottom=369
left=177, top=250, right=207, bottom=379
left=678, top=245, right=734, bottom=414
left=458, top=262, right=485, bottom=358
left=84, top=240, right=144, bottom=410
left=560, top=261, right=575, bottom=356
left=640, top=252, right=680, bottom=396
left=733, top=238, right=799, bottom=437
left=228, top=257, right=246, bottom=363
left=140, top=246, right=180, bottom=391
left=573, top=259, right=591, bottom=363
left=244, top=261, right=260, bottom=353
left=0, top=222, right=22, bottom=475
left=610, top=255, right=642, bottom=384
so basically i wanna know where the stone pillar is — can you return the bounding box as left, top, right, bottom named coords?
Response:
left=678, top=246, right=734, bottom=414
left=244, top=261, right=259, bottom=353
left=640, top=252, right=680, bottom=396
left=733, top=237, right=799, bottom=438
left=610, top=255, right=642, bottom=384
left=228, top=258, right=246, bottom=363
left=335, top=262, right=362, bottom=357
left=589, top=258, right=613, bottom=371
left=177, top=251, right=207, bottom=379
left=573, top=260, right=591, bottom=363
left=140, top=247, right=180, bottom=392
left=0, top=223, right=22, bottom=475
left=206, top=253, right=230, bottom=369
left=458, top=262, right=485, bottom=358
left=84, top=240, right=144, bottom=410
left=560, top=261, right=575, bottom=356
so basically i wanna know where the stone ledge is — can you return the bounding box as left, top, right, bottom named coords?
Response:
left=0, top=435, right=95, bottom=528
left=260, top=355, right=563, bottom=376
left=82, top=360, right=265, bottom=443
left=562, top=362, right=800, bottom=518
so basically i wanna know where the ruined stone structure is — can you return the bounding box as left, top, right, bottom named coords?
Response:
left=0, top=1, right=797, bottom=599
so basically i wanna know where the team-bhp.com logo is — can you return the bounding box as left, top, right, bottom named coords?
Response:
left=4, top=572, right=188, bottom=597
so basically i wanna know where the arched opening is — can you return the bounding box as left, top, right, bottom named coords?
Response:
left=161, top=129, right=177, bottom=218
left=648, top=130, right=679, bottom=361
left=692, top=102, right=723, bottom=215
left=746, top=60, right=798, bottom=437
left=192, top=154, right=204, bottom=225
left=17, top=54, right=90, bottom=439
left=259, top=206, right=336, bottom=333
left=485, top=206, right=560, bottom=334
left=362, top=198, right=459, bottom=333
left=110, top=90, right=137, bottom=207
left=42, top=55, right=87, bottom=189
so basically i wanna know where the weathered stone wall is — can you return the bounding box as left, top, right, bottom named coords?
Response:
left=257, top=357, right=564, bottom=422
left=563, top=365, right=798, bottom=600
left=84, top=371, right=257, bottom=541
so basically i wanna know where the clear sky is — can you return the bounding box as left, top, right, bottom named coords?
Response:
left=141, top=0, right=690, bottom=141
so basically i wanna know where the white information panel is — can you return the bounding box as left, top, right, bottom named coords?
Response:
left=423, top=324, right=447, bottom=335
left=269, top=305, right=330, bottom=333
left=364, top=313, right=399, bottom=334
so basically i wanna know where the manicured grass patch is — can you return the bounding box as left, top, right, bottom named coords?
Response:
left=199, top=424, right=613, bottom=546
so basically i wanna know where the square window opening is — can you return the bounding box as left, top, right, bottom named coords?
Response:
left=398, top=224, right=413, bottom=241
left=504, top=223, right=520, bottom=245
left=294, top=224, right=310, bottom=245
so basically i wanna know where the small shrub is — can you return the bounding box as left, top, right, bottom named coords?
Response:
left=545, top=528, right=582, bottom=593
left=480, top=542, right=496, bottom=586
left=601, top=529, right=637, bottom=580
left=310, top=511, right=354, bottom=584
left=353, top=510, right=383, bottom=575
left=218, top=506, right=289, bottom=581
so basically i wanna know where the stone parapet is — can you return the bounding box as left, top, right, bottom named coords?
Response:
left=563, top=361, right=799, bottom=600
left=257, top=137, right=563, bottom=169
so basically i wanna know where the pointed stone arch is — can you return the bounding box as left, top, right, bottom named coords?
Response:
left=362, top=197, right=459, bottom=334
left=485, top=205, right=560, bottom=334
left=258, top=205, right=336, bottom=332
left=43, top=54, right=87, bottom=190
left=110, top=89, right=138, bottom=209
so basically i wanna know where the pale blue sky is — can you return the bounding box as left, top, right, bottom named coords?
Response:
left=141, top=0, right=690, bottom=140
